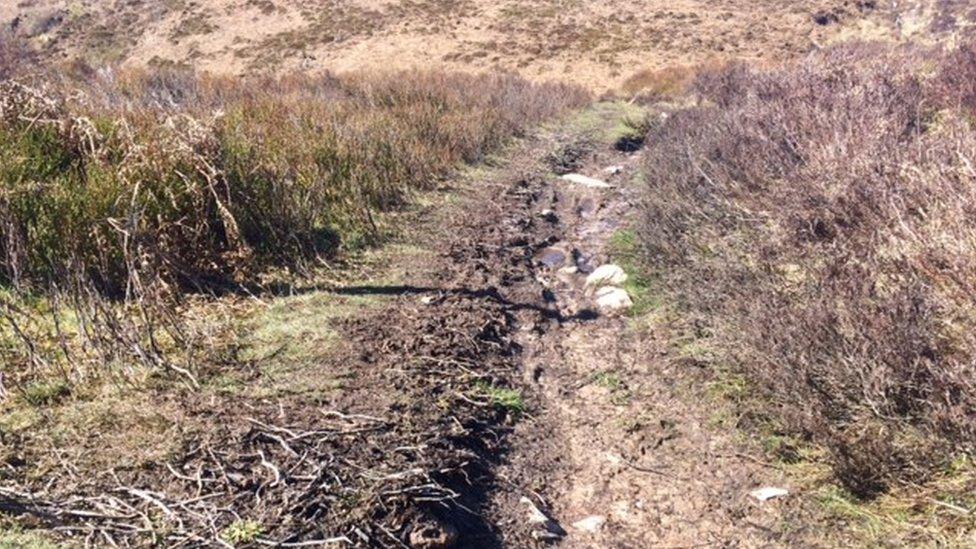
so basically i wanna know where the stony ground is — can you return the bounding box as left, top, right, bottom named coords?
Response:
left=4, top=0, right=968, bottom=91
left=475, top=103, right=810, bottom=547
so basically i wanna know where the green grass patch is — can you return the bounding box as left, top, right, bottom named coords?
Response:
left=592, top=370, right=631, bottom=406
left=475, top=382, right=525, bottom=415
left=221, top=519, right=264, bottom=545
left=0, top=524, right=62, bottom=549
left=607, top=229, right=662, bottom=319
left=21, top=380, right=71, bottom=406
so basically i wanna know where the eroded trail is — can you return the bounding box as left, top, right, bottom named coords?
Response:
left=1, top=103, right=804, bottom=548
left=457, top=104, right=803, bottom=547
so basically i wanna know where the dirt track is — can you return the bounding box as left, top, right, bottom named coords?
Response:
left=2, top=103, right=819, bottom=547
left=337, top=103, right=811, bottom=546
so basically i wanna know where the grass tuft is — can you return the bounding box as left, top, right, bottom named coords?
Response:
left=476, top=381, right=525, bottom=415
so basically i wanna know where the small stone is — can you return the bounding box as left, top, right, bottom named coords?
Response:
left=520, top=496, right=566, bottom=539
left=572, top=515, right=606, bottom=533
left=604, top=165, right=624, bottom=175
left=539, top=209, right=559, bottom=223
left=409, top=520, right=458, bottom=548
left=585, top=264, right=628, bottom=288
left=561, top=173, right=613, bottom=189
left=594, top=286, right=633, bottom=312
left=521, top=496, right=550, bottom=524
left=750, top=487, right=789, bottom=502
left=555, top=266, right=579, bottom=285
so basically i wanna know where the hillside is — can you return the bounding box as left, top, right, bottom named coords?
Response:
left=4, top=1, right=976, bottom=548
left=2, top=0, right=965, bottom=90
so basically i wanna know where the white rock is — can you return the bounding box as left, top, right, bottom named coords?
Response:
left=604, top=165, right=624, bottom=175
left=594, top=286, right=633, bottom=312
left=556, top=266, right=579, bottom=284
left=520, top=497, right=550, bottom=524
left=572, top=515, right=606, bottom=533
left=749, top=487, right=789, bottom=502
left=561, top=173, right=613, bottom=189
left=520, top=497, right=565, bottom=540
left=585, top=264, right=628, bottom=288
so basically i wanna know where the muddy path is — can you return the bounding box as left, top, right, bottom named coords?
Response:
left=428, top=103, right=808, bottom=547
left=1, top=103, right=805, bottom=547
left=342, top=102, right=806, bottom=547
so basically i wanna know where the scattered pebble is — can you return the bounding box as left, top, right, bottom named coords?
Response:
left=561, top=173, right=613, bottom=189
left=750, top=487, right=789, bottom=502
left=604, top=165, right=624, bottom=175
left=520, top=497, right=566, bottom=540
left=538, top=209, right=559, bottom=223
left=521, top=497, right=550, bottom=524
left=572, top=515, right=606, bottom=533
left=409, top=520, right=458, bottom=549
left=556, top=265, right=580, bottom=284
left=536, top=247, right=568, bottom=268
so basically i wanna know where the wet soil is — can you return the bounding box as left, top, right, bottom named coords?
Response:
left=3, top=105, right=807, bottom=547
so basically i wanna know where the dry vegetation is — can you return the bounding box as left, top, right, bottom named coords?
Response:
left=4, top=1, right=976, bottom=546
left=0, top=0, right=928, bottom=91
left=0, top=34, right=588, bottom=545
left=0, top=55, right=585, bottom=295
left=637, top=40, right=976, bottom=510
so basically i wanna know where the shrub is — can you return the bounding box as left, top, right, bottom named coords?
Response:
left=638, top=41, right=976, bottom=496
left=0, top=69, right=588, bottom=295
left=621, top=63, right=711, bottom=103
left=0, top=32, right=32, bottom=79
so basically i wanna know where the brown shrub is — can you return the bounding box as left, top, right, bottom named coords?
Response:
left=0, top=32, right=33, bottom=79
left=621, top=62, right=717, bottom=103
left=638, top=41, right=976, bottom=497
left=0, top=69, right=588, bottom=295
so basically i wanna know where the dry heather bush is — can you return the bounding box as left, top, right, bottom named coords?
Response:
left=0, top=67, right=586, bottom=399
left=0, top=69, right=588, bottom=295
left=621, top=63, right=716, bottom=103
left=0, top=33, right=32, bottom=79
left=639, top=41, right=976, bottom=497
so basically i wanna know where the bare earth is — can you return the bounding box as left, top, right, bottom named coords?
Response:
left=5, top=0, right=970, bottom=91
left=482, top=104, right=812, bottom=547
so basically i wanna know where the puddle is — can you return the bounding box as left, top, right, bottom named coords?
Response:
left=537, top=247, right=568, bottom=268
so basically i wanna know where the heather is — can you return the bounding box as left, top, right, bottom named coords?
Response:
left=638, top=41, right=976, bottom=496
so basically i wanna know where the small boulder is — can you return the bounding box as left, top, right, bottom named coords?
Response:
left=749, top=487, right=789, bottom=502
left=594, top=286, right=633, bottom=312
left=561, top=173, right=613, bottom=189
left=585, top=264, right=628, bottom=288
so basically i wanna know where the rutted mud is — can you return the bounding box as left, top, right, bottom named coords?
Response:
left=3, top=106, right=806, bottom=547
left=486, top=109, right=807, bottom=548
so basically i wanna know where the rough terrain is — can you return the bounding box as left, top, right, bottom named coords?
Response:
left=0, top=96, right=816, bottom=546
left=476, top=104, right=807, bottom=547
left=4, top=0, right=969, bottom=91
